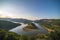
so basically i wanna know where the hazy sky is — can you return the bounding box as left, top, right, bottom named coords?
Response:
left=0, top=0, right=60, bottom=20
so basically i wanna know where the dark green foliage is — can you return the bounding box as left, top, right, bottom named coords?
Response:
left=21, top=35, right=28, bottom=40
left=0, top=20, right=20, bottom=30
left=29, top=37, right=36, bottom=40
left=47, top=31, right=60, bottom=40
left=0, top=31, right=6, bottom=40
left=0, top=29, right=21, bottom=40
left=0, top=29, right=37, bottom=40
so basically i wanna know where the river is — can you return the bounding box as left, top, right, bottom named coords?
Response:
left=9, top=22, right=48, bottom=36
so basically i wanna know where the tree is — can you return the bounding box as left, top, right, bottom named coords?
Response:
left=21, top=35, right=28, bottom=40
left=29, top=37, right=36, bottom=40
left=47, top=31, right=60, bottom=40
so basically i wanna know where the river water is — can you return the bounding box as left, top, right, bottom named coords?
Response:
left=9, top=22, right=48, bottom=36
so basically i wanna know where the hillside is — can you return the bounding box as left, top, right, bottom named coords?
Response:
left=0, top=18, right=32, bottom=24
left=35, top=19, right=60, bottom=32
left=0, top=20, right=20, bottom=30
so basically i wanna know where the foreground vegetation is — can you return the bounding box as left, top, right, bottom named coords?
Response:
left=0, top=29, right=36, bottom=40
left=0, top=29, right=60, bottom=40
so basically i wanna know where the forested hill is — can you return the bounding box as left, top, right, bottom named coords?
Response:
left=0, top=20, right=20, bottom=30
left=35, top=19, right=60, bottom=32
left=0, top=18, right=32, bottom=24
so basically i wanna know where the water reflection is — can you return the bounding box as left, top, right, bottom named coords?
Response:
left=9, top=22, right=48, bottom=36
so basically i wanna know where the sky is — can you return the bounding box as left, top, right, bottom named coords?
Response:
left=0, top=0, right=60, bottom=20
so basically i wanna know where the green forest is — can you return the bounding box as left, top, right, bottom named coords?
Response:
left=0, top=20, right=20, bottom=30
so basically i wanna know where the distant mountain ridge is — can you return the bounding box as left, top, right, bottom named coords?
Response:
left=0, top=18, right=32, bottom=24
left=0, top=18, right=60, bottom=23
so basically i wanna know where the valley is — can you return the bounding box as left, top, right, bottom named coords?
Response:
left=0, top=18, right=60, bottom=40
